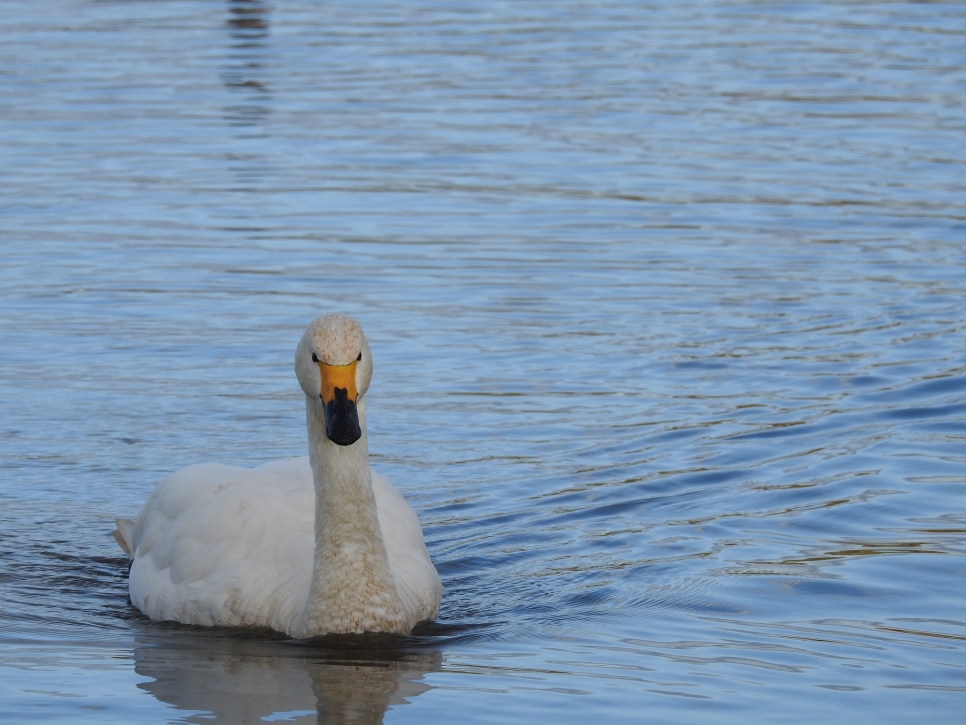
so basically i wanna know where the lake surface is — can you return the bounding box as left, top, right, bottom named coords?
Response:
left=1, top=0, right=965, bottom=722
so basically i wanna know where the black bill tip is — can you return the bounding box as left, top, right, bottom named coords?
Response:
left=323, top=387, right=361, bottom=446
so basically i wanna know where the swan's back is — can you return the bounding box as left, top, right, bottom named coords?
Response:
left=127, top=457, right=440, bottom=634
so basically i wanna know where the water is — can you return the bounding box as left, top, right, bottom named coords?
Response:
left=1, top=0, right=965, bottom=722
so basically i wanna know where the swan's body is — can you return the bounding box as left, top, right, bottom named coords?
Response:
left=114, top=315, right=441, bottom=636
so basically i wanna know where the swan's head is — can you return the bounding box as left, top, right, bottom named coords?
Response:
left=295, top=314, right=373, bottom=446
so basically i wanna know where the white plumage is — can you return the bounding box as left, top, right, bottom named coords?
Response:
left=114, top=315, right=441, bottom=636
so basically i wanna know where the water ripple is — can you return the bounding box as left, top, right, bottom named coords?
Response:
left=2, top=0, right=965, bottom=721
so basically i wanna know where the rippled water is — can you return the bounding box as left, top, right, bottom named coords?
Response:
left=2, top=0, right=965, bottom=722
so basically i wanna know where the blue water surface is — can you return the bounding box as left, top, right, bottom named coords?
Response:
left=1, top=1, right=965, bottom=723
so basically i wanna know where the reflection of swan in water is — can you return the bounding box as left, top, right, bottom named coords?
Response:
left=133, top=630, right=441, bottom=725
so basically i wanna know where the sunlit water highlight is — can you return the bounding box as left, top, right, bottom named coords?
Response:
left=1, top=1, right=965, bottom=722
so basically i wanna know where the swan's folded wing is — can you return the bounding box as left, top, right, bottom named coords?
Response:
left=129, top=462, right=315, bottom=633
left=254, top=456, right=313, bottom=487
left=113, top=517, right=135, bottom=558
left=371, top=470, right=442, bottom=621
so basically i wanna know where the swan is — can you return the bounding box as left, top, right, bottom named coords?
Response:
left=113, top=314, right=442, bottom=636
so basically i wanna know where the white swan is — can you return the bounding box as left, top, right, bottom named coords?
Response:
left=113, top=314, right=441, bottom=636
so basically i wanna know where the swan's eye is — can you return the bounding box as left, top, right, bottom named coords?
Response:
left=357, top=352, right=362, bottom=361
left=312, top=353, right=319, bottom=363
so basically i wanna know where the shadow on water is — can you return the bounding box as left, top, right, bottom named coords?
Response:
left=223, top=0, right=271, bottom=127
left=132, top=624, right=444, bottom=724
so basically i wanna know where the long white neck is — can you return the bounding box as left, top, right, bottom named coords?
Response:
left=297, top=397, right=408, bottom=636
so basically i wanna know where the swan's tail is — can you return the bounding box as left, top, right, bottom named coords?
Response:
left=113, top=517, right=135, bottom=559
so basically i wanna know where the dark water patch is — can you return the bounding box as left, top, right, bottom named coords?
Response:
left=882, top=403, right=966, bottom=421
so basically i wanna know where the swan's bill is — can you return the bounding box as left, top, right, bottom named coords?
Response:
left=320, top=360, right=361, bottom=446
left=319, top=360, right=358, bottom=403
